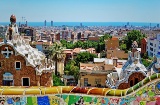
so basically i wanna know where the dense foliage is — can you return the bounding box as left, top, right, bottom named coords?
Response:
left=75, top=52, right=98, bottom=64
left=141, top=58, right=152, bottom=67
left=119, top=43, right=127, bottom=52
left=64, top=60, right=79, bottom=82
left=64, top=52, right=98, bottom=83
left=60, top=34, right=111, bottom=53
left=49, top=42, right=66, bottom=75
left=122, top=30, right=146, bottom=50
left=52, top=74, right=64, bottom=86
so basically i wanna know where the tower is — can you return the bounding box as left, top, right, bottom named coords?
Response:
left=19, top=22, right=21, bottom=27
left=51, top=21, right=53, bottom=27
left=80, top=23, right=82, bottom=27
left=150, top=23, right=151, bottom=29
left=26, top=21, right=28, bottom=27
left=44, top=20, right=47, bottom=26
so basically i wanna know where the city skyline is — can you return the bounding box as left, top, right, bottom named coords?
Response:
left=0, top=0, right=160, bottom=22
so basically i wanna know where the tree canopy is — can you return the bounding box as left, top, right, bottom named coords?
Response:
left=64, top=60, right=79, bottom=83
left=75, top=52, right=98, bottom=64
left=49, top=41, right=66, bottom=75
left=49, top=42, right=66, bottom=62
left=141, top=58, right=152, bottom=67
left=123, top=30, right=146, bottom=50
left=119, top=42, right=127, bottom=52
left=52, top=74, right=64, bottom=86
left=60, top=34, right=111, bottom=53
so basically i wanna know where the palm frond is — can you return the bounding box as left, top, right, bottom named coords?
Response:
left=49, top=42, right=66, bottom=61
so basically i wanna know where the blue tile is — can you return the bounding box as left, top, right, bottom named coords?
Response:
left=157, top=82, right=160, bottom=90
left=37, top=96, right=50, bottom=105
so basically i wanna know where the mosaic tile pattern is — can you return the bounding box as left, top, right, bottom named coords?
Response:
left=0, top=83, right=159, bottom=105
left=0, top=79, right=159, bottom=105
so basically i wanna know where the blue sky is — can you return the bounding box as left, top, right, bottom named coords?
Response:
left=0, top=0, right=160, bottom=22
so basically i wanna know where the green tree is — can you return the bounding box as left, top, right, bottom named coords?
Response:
left=75, top=52, right=98, bottom=65
left=59, top=34, right=111, bottom=52
left=49, top=41, right=66, bottom=76
left=64, top=60, right=80, bottom=83
left=142, top=52, right=149, bottom=59
left=66, top=42, right=74, bottom=49
left=92, top=41, right=98, bottom=50
left=120, top=43, right=127, bottom=51
left=124, top=30, right=146, bottom=50
left=99, top=34, right=112, bottom=42
left=60, top=39, right=67, bottom=47
left=98, top=34, right=111, bottom=52
left=53, top=74, right=64, bottom=86
left=141, top=58, right=152, bottom=67
left=60, top=40, right=74, bottom=49
left=74, top=41, right=83, bottom=48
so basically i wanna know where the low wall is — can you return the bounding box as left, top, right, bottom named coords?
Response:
left=0, top=73, right=159, bottom=105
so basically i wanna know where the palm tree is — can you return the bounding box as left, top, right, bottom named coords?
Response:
left=49, top=41, right=66, bottom=76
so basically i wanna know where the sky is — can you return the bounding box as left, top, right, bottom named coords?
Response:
left=0, top=0, right=160, bottom=22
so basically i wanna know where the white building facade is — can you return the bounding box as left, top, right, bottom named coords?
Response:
left=147, top=34, right=160, bottom=57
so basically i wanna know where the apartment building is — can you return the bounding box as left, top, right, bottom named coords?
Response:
left=147, top=34, right=160, bottom=56
left=79, top=58, right=126, bottom=87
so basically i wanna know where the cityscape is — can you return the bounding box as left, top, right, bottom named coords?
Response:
left=0, top=0, right=160, bottom=105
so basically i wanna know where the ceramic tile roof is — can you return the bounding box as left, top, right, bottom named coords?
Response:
left=3, top=23, right=55, bottom=75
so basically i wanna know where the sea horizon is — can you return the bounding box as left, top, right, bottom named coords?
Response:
left=0, top=22, right=159, bottom=27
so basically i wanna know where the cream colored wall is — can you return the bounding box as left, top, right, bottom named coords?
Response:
left=80, top=74, right=106, bottom=87
left=57, top=62, right=64, bottom=75
left=104, top=65, right=114, bottom=70
left=80, top=63, right=104, bottom=67
left=80, top=62, right=114, bottom=71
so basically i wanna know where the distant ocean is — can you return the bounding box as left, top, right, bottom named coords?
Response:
left=0, top=22, right=159, bottom=27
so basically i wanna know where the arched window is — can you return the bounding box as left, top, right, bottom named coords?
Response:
left=3, top=72, right=13, bottom=86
